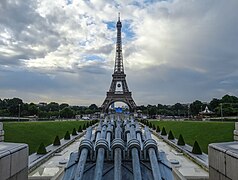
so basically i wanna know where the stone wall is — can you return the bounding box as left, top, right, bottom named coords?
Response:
left=234, top=122, right=238, bottom=141
left=0, top=122, right=29, bottom=180
left=209, top=142, right=238, bottom=180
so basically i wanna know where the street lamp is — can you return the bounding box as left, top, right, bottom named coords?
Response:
left=220, top=103, right=223, bottom=121
left=187, top=104, right=190, bottom=119
left=18, top=104, right=21, bottom=122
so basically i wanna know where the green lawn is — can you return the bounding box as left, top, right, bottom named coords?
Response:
left=150, top=120, right=235, bottom=154
left=3, top=121, right=87, bottom=154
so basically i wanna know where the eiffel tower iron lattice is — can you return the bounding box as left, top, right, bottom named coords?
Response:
left=101, top=14, right=136, bottom=112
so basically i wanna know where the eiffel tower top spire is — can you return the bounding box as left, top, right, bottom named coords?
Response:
left=114, top=12, right=124, bottom=74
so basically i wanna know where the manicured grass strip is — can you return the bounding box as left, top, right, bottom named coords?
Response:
left=3, top=121, right=87, bottom=154
left=150, top=121, right=235, bottom=154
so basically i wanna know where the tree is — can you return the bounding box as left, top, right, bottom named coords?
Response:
left=192, top=141, right=202, bottom=154
left=89, top=104, right=98, bottom=111
left=209, top=98, right=221, bottom=111
left=161, top=127, right=167, bottom=135
left=53, top=135, right=61, bottom=146
left=156, top=126, right=160, bottom=132
left=37, top=143, right=47, bottom=154
left=78, top=125, right=82, bottom=132
left=28, top=103, right=38, bottom=116
left=85, top=109, right=93, bottom=114
left=190, top=100, right=203, bottom=115
left=72, top=128, right=77, bottom=136
left=6, top=98, right=23, bottom=116
left=47, top=102, right=59, bottom=112
left=177, top=134, right=185, bottom=146
left=147, top=105, right=157, bottom=118
left=168, top=130, right=175, bottom=140
left=60, top=107, right=74, bottom=118
left=64, top=131, right=70, bottom=140
left=59, top=103, right=69, bottom=110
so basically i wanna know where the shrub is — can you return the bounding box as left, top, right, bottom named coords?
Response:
left=192, top=141, right=202, bottom=154
left=168, top=130, right=175, bottom=140
left=149, top=122, right=152, bottom=128
left=64, top=131, right=70, bottom=140
left=78, top=125, right=82, bottom=132
left=145, top=120, right=148, bottom=126
left=161, top=127, right=167, bottom=136
left=53, top=135, right=61, bottom=146
left=177, top=134, right=185, bottom=146
left=152, top=124, right=156, bottom=130
left=156, top=126, right=160, bottom=132
left=83, top=123, right=86, bottom=130
left=37, top=143, right=47, bottom=154
left=72, top=128, right=77, bottom=136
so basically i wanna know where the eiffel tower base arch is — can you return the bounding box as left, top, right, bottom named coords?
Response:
left=101, top=92, right=136, bottom=113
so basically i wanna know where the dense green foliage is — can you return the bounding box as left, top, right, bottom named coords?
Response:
left=156, top=126, right=160, bottom=132
left=37, top=142, right=47, bottom=154
left=168, top=130, right=175, bottom=140
left=161, top=127, right=167, bottom=135
left=78, top=125, right=82, bottom=132
left=64, top=131, right=70, bottom=140
left=1, top=94, right=238, bottom=119
left=0, top=97, right=100, bottom=119
left=3, top=121, right=87, bottom=154
left=72, top=128, right=77, bottom=136
left=192, top=141, right=203, bottom=154
left=137, top=94, right=238, bottom=117
left=177, top=134, right=185, bottom=146
left=53, top=135, right=61, bottom=146
left=151, top=121, right=235, bottom=153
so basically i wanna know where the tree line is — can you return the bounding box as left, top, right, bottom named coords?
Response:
left=0, top=98, right=100, bottom=119
left=0, top=94, right=238, bottom=119
left=137, top=94, right=238, bottom=118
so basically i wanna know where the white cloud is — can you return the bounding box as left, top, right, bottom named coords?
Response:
left=0, top=0, right=238, bottom=105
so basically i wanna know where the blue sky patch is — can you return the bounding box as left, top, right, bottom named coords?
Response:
left=85, top=55, right=105, bottom=61
left=66, top=0, right=73, bottom=5
left=104, top=20, right=135, bottom=41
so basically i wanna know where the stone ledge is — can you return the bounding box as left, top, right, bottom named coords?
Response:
left=0, top=136, right=4, bottom=142
left=235, top=122, right=238, bottom=130
left=0, top=122, right=3, bottom=130
left=0, top=130, right=4, bottom=136
left=0, top=142, right=28, bottom=180
left=234, top=135, right=238, bottom=141
left=209, top=141, right=238, bottom=180
left=234, top=130, right=238, bottom=136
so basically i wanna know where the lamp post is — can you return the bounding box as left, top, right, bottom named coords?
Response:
left=220, top=103, right=223, bottom=121
left=18, top=104, right=21, bottom=122
left=187, top=104, right=190, bottom=119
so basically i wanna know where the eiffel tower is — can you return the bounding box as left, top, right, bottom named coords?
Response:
left=101, top=13, right=136, bottom=112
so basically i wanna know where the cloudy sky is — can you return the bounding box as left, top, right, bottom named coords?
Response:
left=0, top=0, right=238, bottom=106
